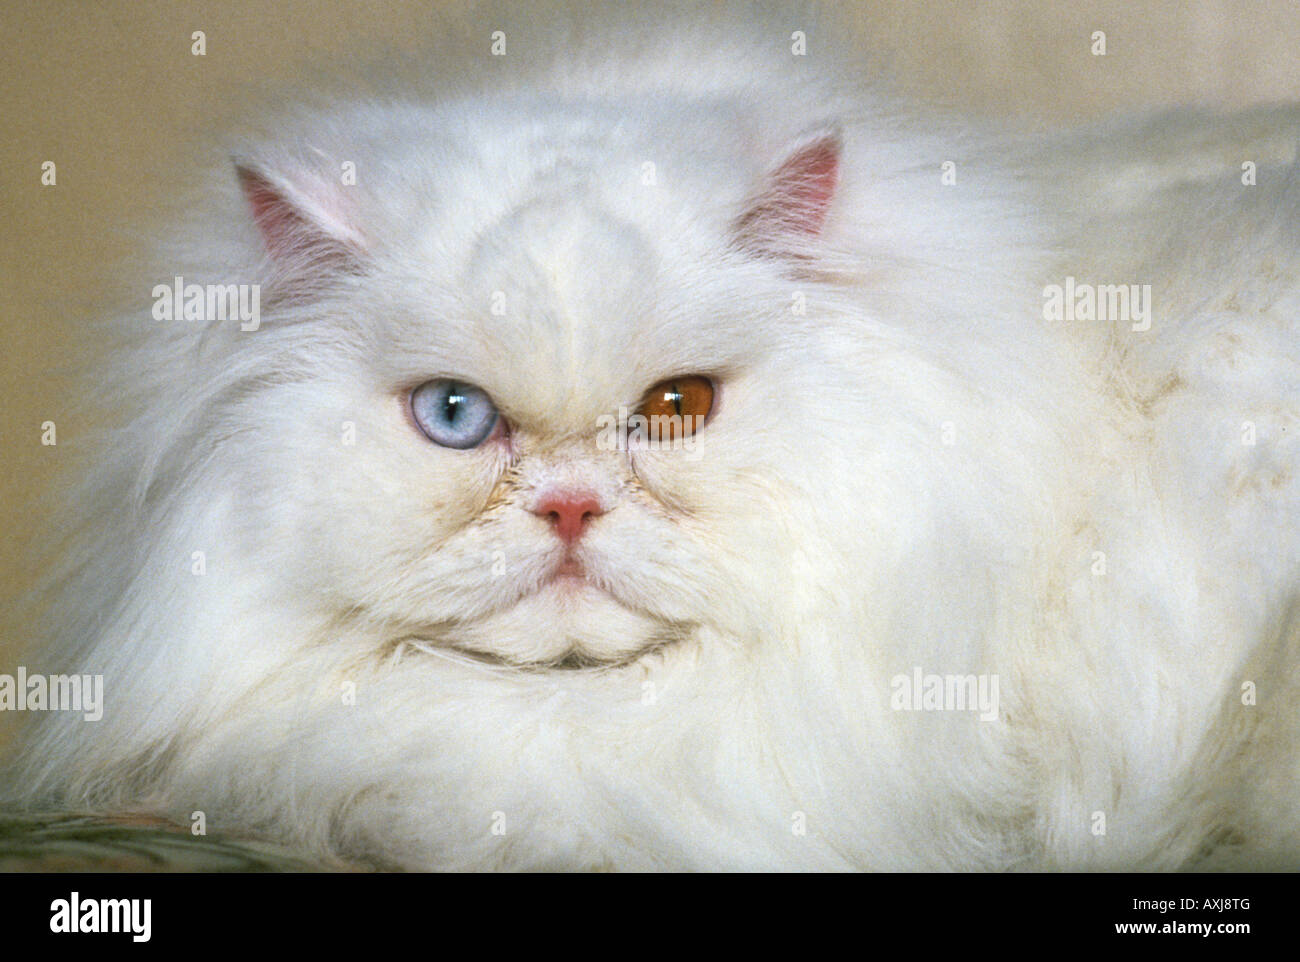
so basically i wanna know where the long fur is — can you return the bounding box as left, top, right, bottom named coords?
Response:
left=4, top=2, right=1299, bottom=870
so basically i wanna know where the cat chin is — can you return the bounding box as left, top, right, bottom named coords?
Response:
left=418, top=579, right=690, bottom=668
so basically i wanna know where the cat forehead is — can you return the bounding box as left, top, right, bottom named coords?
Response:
left=440, top=199, right=667, bottom=406
left=461, top=195, right=660, bottom=316
left=373, top=191, right=751, bottom=417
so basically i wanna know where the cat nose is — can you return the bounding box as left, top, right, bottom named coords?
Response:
left=533, top=490, right=604, bottom=547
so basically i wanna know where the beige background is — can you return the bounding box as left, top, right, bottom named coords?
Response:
left=3, top=0, right=1300, bottom=672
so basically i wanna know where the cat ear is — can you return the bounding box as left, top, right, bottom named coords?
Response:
left=734, top=125, right=842, bottom=256
left=234, top=158, right=367, bottom=280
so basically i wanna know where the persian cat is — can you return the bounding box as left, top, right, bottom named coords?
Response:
left=5, top=6, right=1299, bottom=870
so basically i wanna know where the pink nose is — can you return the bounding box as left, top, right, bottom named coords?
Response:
left=533, top=491, right=604, bottom=546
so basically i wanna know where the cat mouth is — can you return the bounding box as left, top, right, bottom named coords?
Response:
left=389, top=585, right=693, bottom=672
left=379, top=551, right=699, bottom=671
left=398, top=633, right=680, bottom=672
left=479, top=643, right=669, bottom=671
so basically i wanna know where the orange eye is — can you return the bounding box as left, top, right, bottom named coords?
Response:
left=637, top=376, right=714, bottom=441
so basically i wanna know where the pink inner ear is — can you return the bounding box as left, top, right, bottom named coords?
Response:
left=237, top=167, right=310, bottom=259
left=770, top=133, right=840, bottom=234
left=735, top=128, right=842, bottom=251
left=235, top=164, right=362, bottom=274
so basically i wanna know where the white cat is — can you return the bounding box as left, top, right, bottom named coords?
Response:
left=5, top=7, right=1299, bottom=870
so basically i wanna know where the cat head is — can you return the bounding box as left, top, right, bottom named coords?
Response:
left=211, top=98, right=868, bottom=668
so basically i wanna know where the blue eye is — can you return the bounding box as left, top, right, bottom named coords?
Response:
left=410, top=379, right=500, bottom=449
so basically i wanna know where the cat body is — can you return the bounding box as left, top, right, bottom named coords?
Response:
left=6, top=11, right=1300, bottom=870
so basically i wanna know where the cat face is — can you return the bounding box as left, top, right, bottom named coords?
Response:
left=228, top=109, right=854, bottom=667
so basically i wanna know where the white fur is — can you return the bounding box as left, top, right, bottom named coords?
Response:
left=5, top=5, right=1299, bottom=870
